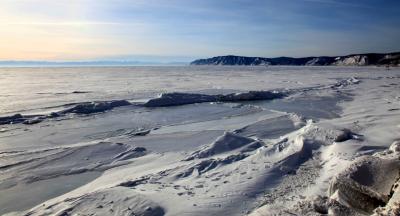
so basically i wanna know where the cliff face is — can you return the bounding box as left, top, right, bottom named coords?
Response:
left=191, top=52, right=400, bottom=66
left=190, top=56, right=272, bottom=66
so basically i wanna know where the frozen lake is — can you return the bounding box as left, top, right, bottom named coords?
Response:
left=0, top=66, right=399, bottom=215
left=0, top=66, right=393, bottom=115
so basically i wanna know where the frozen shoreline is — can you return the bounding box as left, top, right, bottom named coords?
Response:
left=0, top=66, right=399, bottom=215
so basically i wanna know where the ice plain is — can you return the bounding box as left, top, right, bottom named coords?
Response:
left=0, top=66, right=399, bottom=215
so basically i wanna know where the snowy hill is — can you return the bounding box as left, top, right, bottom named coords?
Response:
left=191, top=52, right=400, bottom=66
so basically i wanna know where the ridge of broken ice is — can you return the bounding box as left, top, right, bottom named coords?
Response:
left=0, top=100, right=132, bottom=126
left=327, top=140, right=400, bottom=215
left=0, top=91, right=286, bottom=125
left=0, top=78, right=361, bottom=126
left=144, top=90, right=286, bottom=107
left=60, top=100, right=131, bottom=115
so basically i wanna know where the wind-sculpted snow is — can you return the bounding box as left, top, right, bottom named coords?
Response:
left=24, top=188, right=165, bottom=216
left=177, top=154, right=248, bottom=178
left=0, top=142, right=147, bottom=188
left=300, top=122, right=362, bottom=143
left=6, top=118, right=397, bottom=216
left=234, top=114, right=305, bottom=139
left=281, top=141, right=400, bottom=216
left=184, top=132, right=262, bottom=160
left=116, top=122, right=361, bottom=215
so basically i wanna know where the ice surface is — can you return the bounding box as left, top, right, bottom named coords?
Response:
left=0, top=66, right=399, bottom=215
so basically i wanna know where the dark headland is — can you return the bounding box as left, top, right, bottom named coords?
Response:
left=191, top=52, right=400, bottom=66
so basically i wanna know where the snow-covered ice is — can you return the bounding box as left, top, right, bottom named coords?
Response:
left=0, top=66, right=399, bottom=216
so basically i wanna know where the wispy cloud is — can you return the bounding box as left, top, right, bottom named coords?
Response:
left=300, top=0, right=372, bottom=8
left=0, top=21, right=144, bottom=26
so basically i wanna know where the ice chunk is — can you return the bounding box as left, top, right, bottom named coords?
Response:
left=329, top=155, right=400, bottom=213
left=60, top=100, right=131, bottom=114
left=144, top=92, right=217, bottom=107
left=144, top=91, right=286, bottom=107
left=219, top=90, right=286, bottom=102
left=0, top=114, right=24, bottom=125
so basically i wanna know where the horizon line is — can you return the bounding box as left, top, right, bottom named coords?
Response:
left=1, top=50, right=399, bottom=63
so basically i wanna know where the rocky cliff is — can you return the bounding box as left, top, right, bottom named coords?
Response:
left=191, top=52, right=400, bottom=66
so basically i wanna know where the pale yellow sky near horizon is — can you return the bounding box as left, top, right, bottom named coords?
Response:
left=0, top=0, right=180, bottom=61
left=0, top=1, right=96, bottom=60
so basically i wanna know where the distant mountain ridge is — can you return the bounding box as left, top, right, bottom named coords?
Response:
left=190, top=52, right=400, bottom=66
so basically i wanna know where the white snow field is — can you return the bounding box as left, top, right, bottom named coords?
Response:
left=0, top=66, right=399, bottom=216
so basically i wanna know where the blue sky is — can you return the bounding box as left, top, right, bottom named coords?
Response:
left=0, top=0, right=399, bottom=61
